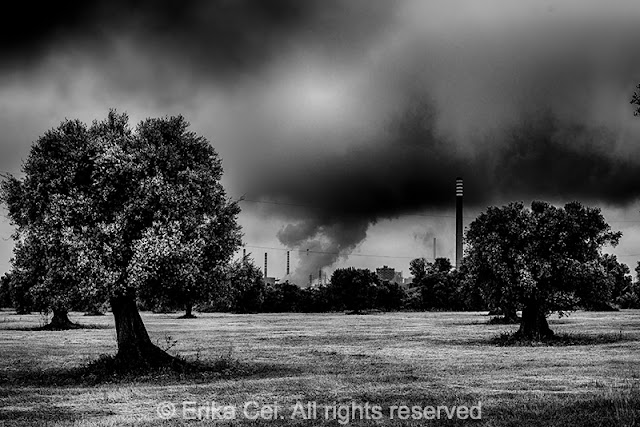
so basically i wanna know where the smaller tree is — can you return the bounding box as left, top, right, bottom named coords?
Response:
left=420, top=258, right=454, bottom=310
left=600, top=254, right=632, bottom=306
left=616, top=262, right=640, bottom=309
left=411, top=257, right=471, bottom=311
left=2, top=271, right=32, bottom=314
left=8, top=227, right=104, bottom=328
left=224, top=257, right=266, bottom=313
left=0, top=273, right=14, bottom=308
left=300, top=285, right=333, bottom=312
left=375, top=280, right=406, bottom=311
left=409, top=258, right=429, bottom=284
left=329, top=267, right=378, bottom=313
left=263, top=281, right=303, bottom=312
left=453, top=263, right=486, bottom=311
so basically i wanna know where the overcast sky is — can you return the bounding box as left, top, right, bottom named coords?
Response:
left=2, top=0, right=640, bottom=284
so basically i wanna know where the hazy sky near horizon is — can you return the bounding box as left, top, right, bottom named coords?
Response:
left=2, top=0, right=640, bottom=283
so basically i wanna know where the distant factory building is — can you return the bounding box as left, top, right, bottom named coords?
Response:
left=376, top=266, right=404, bottom=285
left=376, top=265, right=395, bottom=282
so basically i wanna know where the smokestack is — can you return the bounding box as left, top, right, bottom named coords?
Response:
left=243, top=248, right=246, bottom=260
left=286, top=251, right=290, bottom=275
left=264, top=252, right=268, bottom=278
left=433, top=237, right=436, bottom=260
left=455, top=177, right=463, bottom=269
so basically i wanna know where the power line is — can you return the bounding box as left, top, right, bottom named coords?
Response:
left=244, top=244, right=640, bottom=260
left=242, top=244, right=421, bottom=260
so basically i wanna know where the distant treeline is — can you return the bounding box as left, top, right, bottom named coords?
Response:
left=5, top=253, right=636, bottom=316
left=184, top=255, right=639, bottom=315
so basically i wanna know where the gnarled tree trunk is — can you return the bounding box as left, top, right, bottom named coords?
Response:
left=516, top=296, right=554, bottom=340
left=179, top=303, right=196, bottom=319
left=42, top=309, right=79, bottom=330
left=110, top=293, right=182, bottom=369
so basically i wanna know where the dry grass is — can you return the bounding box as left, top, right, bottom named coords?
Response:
left=0, top=310, right=639, bottom=426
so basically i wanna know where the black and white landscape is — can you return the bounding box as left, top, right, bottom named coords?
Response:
left=0, top=1, right=639, bottom=426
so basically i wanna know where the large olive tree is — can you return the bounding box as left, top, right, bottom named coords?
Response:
left=466, top=201, right=620, bottom=339
left=1, top=111, right=242, bottom=367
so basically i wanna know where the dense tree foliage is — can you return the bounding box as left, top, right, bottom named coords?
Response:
left=327, top=267, right=379, bottom=313
left=1, top=271, right=32, bottom=314
left=374, top=280, right=406, bottom=311
left=1, top=111, right=241, bottom=367
left=226, top=257, right=267, bottom=313
left=262, top=281, right=304, bottom=313
left=407, top=257, right=481, bottom=311
left=0, top=273, right=13, bottom=309
left=193, top=266, right=406, bottom=314
left=600, top=254, right=632, bottom=305
left=419, top=258, right=455, bottom=309
left=466, top=201, right=621, bottom=339
left=615, top=262, right=640, bottom=308
left=464, top=203, right=526, bottom=322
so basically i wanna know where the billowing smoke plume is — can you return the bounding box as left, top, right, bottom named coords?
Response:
left=3, top=1, right=640, bottom=282
left=277, top=218, right=369, bottom=285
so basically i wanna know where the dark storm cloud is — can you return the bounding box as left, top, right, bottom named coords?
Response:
left=0, top=0, right=393, bottom=81
left=2, top=1, right=304, bottom=65
left=494, top=113, right=640, bottom=203
left=254, top=100, right=640, bottom=236
left=4, top=0, right=640, bottom=281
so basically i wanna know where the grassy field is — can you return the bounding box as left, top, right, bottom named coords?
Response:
left=0, top=310, right=639, bottom=426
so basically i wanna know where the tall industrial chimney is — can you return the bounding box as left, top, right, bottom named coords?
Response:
left=433, top=237, right=437, bottom=260
left=264, top=252, right=268, bottom=278
left=455, top=177, right=463, bottom=268
left=286, top=251, right=290, bottom=276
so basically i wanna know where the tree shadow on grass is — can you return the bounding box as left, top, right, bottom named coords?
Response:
left=0, top=354, right=300, bottom=387
left=438, top=331, right=638, bottom=347
left=0, top=322, right=113, bottom=331
left=488, top=331, right=636, bottom=347
left=487, top=316, right=521, bottom=325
